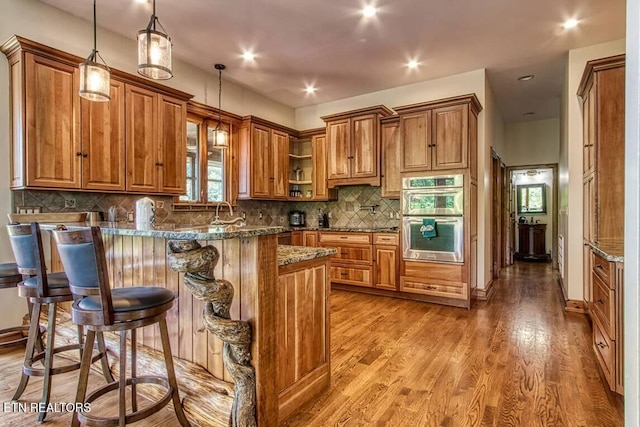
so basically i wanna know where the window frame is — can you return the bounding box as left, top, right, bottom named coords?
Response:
left=516, top=183, right=547, bottom=215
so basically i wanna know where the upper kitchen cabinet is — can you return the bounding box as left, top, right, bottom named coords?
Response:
left=380, top=116, right=401, bottom=199
left=1, top=36, right=192, bottom=194
left=321, top=106, right=394, bottom=188
left=293, top=128, right=337, bottom=202
left=578, top=54, right=625, bottom=242
left=237, top=116, right=296, bottom=200
left=395, top=95, right=482, bottom=173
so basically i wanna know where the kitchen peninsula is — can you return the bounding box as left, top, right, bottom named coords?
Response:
left=49, top=222, right=335, bottom=426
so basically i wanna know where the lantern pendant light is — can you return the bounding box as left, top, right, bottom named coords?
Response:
left=137, top=0, right=173, bottom=80
left=79, top=0, right=110, bottom=102
left=212, top=64, right=229, bottom=149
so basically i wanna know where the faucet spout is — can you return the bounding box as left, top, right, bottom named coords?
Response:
left=212, top=201, right=243, bottom=226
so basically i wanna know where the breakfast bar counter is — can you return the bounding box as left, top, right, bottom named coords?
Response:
left=49, top=223, right=334, bottom=426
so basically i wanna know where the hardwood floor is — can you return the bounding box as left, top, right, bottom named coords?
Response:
left=286, top=261, right=624, bottom=426
left=0, top=262, right=624, bottom=426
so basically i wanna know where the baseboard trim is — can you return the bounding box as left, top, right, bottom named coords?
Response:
left=565, top=299, right=587, bottom=314
left=473, top=279, right=494, bottom=301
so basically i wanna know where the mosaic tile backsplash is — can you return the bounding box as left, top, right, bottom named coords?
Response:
left=12, top=186, right=400, bottom=229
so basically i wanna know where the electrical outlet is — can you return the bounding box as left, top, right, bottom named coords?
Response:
left=389, top=212, right=394, bottom=219
left=64, top=198, right=76, bottom=208
left=328, top=212, right=332, bottom=219
left=279, top=216, right=285, bottom=224
left=127, top=212, right=134, bottom=222
left=258, top=211, right=263, bottom=220
left=156, top=201, right=164, bottom=209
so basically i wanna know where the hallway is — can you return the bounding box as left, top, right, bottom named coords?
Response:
left=286, top=262, right=624, bottom=426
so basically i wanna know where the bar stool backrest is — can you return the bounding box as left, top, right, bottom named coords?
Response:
left=51, top=226, right=114, bottom=325
left=7, top=222, right=50, bottom=297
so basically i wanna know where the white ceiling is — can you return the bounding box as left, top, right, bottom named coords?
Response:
left=40, top=0, right=625, bottom=122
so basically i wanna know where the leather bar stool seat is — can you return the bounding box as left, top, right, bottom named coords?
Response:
left=18, top=272, right=72, bottom=298
left=0, top=262, right=30, bottom=349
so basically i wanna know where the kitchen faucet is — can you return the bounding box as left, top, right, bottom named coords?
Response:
left=211, top=201, right=245, bottom=226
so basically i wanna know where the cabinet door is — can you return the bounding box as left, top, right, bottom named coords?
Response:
left=401, top=112, right=431, bottom=171
left=81, top=79, right=125, bottom=191
left=158, top=95, right=187, bottom=194
left=381, top=121, right=401, bottom=198
left=351, top=114, right=377, bottom=178
left=24, top=53, right=81, bottom=188
left=251, top=124, right=272, bottom=198
left=374, top=245, right=398, bottom=291
left=271, top=129, right=289, bottom=199
left=584, top=82, right=597, bottom=176
left=432, top=105, right=468, bottom=170
left=291, top=231, right=303, bottom=246
left=326, top=119, right=350, bottom=179
left=126, top=85, right=159, bottom=192
left=312, top=134, right=330, bottom=200
left=303, top=231, right=318, bottom=247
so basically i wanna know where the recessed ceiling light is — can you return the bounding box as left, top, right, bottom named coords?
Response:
left=242, top=51, right=255, bottom=61
left=563, top=18, right=579, bottom=29
left=362, top=5, right=377, bottom=17
left=135, top=0, right=148, bottom=3
left=523, top=112, right=535, bottom=116
left=407, top=60, right=419, bottom=69
left=518, top=74, right=534, bottom=81
left=304, top=86, right=316, bottom=94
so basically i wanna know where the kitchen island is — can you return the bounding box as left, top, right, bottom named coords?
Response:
left=49, top=223, right=335, bottom=426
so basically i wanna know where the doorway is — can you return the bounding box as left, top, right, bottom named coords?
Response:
left=506, top=164, right=559, bottom=269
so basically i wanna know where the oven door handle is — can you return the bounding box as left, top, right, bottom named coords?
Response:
left=431, top=219, right=461, bottom=224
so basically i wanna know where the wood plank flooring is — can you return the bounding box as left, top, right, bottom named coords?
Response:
left=0, top=261, right=624, bottom=426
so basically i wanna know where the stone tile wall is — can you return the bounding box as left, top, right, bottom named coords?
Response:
left=12, top=185, right=400, bottom=229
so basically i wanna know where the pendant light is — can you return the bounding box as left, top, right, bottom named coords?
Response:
left=79, top=0, right=110, bottom=102
left=212, top=64, right=229, bottom=149
left=137, top=0, right=173, bottom=80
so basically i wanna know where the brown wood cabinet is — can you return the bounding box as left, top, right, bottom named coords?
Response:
left=310, top=133, right=336, bottom=201
left=395, top=95, right=481, bottom=173
left=303, top=231, right=319, bottom=247
left=373, top=233, right=399, bottom=291
left=380, top=117, right=401, bottom=199
left=1, top=36, right=192, bottom=195
left=321, top=106, right=393, bottom=188
left=516, top=223, right=547, bottom=260
left=81, top=80, right=126, bottom=191
left=238, top=117, right=296, bottom=200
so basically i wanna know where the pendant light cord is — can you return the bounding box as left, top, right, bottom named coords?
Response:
left=92, top=0, right=97, bottom=54
left=218, top=67, right=222, bottom=126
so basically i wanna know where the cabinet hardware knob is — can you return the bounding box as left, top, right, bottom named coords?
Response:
left=597, top=299, right=605, bottom=304
left=82, top=153, right=88, bottom=158
left=596, top=265, right=603, bottom=270
left=426, top=285, right=437, bottom=290
left=597, top=342, right=607, bottom=349
left=156, top=162, right=164, bottom=166
left=340, top=273, right=348, bottom=276
left=340, top=236, right=348, bottom=239
left=76, top=152, right=82, bottom=157
left=340, top=251, right=348, bottom=255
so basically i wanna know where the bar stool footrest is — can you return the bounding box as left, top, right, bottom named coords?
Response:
left=0, top=325, right=30, bottom=349
left=79, top=376, right=173, bottom=427
left=23, top=344, right=106, bottom=377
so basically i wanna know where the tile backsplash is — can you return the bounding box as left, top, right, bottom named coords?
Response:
left=12, top=185, right=400, bottom=229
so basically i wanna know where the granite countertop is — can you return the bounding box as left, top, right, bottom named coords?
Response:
left=286, top=226, right=399, bottom=233
left=43, top=222, right=285, bottom=241
left=278, top=245, right=337, bottom=266
left=588, top=240, right=624, bottom=263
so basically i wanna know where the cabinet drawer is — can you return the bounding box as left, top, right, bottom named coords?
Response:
left=593, top=318, right=615, bottom=391
left=400, top=276, right=467, bottom=300
left=592, top=252, right=611, bottom=285
left=319, top=232, right=371, bottom=245
left=330, top=264, right=373, bottom=287
left=324, top=245, right=372, bottom=264
left=592, top=272, right=615, bottom=338
left=374, top=233, right=399, bottom=245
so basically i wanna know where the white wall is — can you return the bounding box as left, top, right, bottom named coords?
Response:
left=0, top=0, right=296, bottom=127
left=625, top=0, right=640, bottom=422
left=295, top=69, right=495, bottom=290
left=504, top=119, right=560, bottom=166
left=559, top=39, right=625, bottom=303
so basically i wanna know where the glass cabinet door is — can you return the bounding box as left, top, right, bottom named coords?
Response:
left=181, top=119, right=200, bottom=202
left=206, top=124, right=226, bottom=203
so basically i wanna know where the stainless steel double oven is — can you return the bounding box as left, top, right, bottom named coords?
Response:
left=402, top=174, right=464, bottom=263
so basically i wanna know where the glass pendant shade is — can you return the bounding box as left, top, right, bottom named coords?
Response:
left=137, top=28, right=172, bottom=80
left=212, top=128, right=229, bottom=148
left=79, top=52, right=110, bottom=102
left=79, top=0, right=110, bottom=102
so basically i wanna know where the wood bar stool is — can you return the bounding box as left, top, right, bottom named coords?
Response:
left=7, top=223, right=113, bottom=423
left=0, top=263, right=30, bottom=348
left=52, top=226, right=190, bottom=427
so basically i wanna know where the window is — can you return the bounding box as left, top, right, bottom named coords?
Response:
left=517, top=184, right=546, bottom=214
left=177, top=112, right=231, bottom=206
